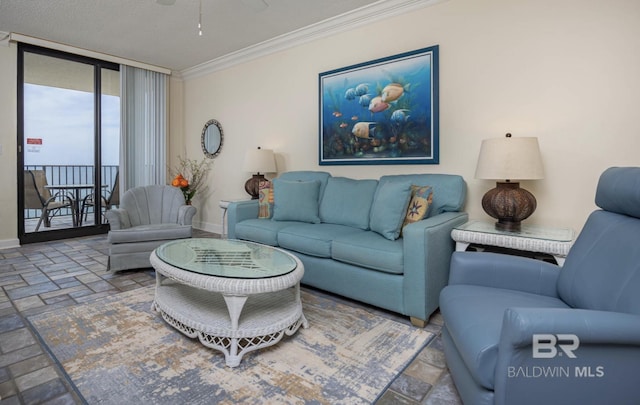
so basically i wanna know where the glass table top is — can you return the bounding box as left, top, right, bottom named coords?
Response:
left=155, top=238, right=297, bottom=279
left=455, top=220, right=575, bottom=242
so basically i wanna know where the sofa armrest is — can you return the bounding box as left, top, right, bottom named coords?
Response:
left=494, top=307, right=640, bottom=405
left=105, top=208, right=131, bottom=230
left=402, top=211, right=468, bottom=321
left=227, top=200, right=259, bottom=239
left=178, top=205, right=197, bottom=225
left=448, top=251, right=560, bottom=298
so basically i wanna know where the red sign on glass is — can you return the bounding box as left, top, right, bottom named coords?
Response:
left=27, top=138, right=43, bottom=145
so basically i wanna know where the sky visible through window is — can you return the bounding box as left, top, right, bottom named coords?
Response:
left=24, top=84, right=120, bottom=166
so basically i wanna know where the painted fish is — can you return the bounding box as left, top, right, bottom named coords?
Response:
left=368, top=96, right=389, bottom=113
left=358, top=94, right=371, bottom=108
left=332, top=111, right=343, bottom=117
left=344, top=88, right=356, bottom=100
left=390, top=109, right=410, bottom=123
left=352, top=122, right=377, bottom=139
left=339, top=122, right=348, bottom=128
left=355, top=83, right=369, bottom=96
left=381, top=83, right=405, bottom=103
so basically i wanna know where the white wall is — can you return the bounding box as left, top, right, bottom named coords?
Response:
left=0, top=44, right=19, bottom=248
left=1, top=0, right=639, bottom=246
left=178, top=0, right=640, bottom=235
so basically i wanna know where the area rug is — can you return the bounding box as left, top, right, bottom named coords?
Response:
left=28, top=286, right=433, bottom=404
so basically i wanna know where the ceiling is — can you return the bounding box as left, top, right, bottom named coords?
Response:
left=0, top=0, right=427, bottom=73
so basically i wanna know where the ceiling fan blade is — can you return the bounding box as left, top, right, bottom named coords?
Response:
left=240, top=0, right=269, bottom=12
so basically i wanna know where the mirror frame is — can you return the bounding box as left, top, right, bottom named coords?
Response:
left=201, top=119, right=223, bottom=158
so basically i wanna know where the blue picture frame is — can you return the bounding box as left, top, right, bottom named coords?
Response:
left=319, top=45, right=439, bottom=165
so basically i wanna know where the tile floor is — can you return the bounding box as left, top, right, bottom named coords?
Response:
left=0, top=230, right=461, bottom=404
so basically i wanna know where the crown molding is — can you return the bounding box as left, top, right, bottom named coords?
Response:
left=0, top=31, right=10, bottom=47
left=180, top=0, right=447, bottom=81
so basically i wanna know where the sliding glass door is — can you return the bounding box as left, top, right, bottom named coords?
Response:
left=18, top=44, right=120, bottom=244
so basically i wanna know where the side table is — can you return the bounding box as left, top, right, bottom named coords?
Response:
left=219, top=198, right=249, bottom=238
left=451, top=220, right=575, bottom=266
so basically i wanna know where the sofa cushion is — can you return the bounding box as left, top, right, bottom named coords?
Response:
left=331, top=231, right=404, bottom=274
left=319, top=177, right=378, bottom=230
left=272, top=179, right=321, bottom=223
left=369, top=180, right=413, bottom=240
left=278, top=223, right=365, bottom=258
left=107, top=223, right=192, bottom=244
left=234, top=218, right=299, bottom=246
left=439, top=284, right=569, bottom=390
left=258, top=180, right=273, bottom=219
left=278, top=171, right=332, bottom=202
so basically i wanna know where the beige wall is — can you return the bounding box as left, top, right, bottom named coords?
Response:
left=0, top=44, right=18, bottom=248
left=1, top=0, right=639, bottom=247
left=179, top=0, right=640, bottom=235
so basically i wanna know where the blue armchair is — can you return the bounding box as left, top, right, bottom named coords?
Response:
left=440, top=167, right=640, bottom=405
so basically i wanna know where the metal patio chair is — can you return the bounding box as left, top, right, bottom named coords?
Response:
left=24, top=169, right=74, bottom=231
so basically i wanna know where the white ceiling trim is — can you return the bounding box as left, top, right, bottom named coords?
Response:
left=0, top=31, right=10, bottom=47
left=10, top=33, right=172, bottom=75
left=179, top=0, right=448, bottom=81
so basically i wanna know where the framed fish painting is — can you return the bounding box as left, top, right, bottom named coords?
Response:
left=319, top=45, right=439, bottom=165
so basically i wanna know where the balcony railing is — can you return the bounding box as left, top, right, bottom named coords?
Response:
left=24, top=165, right=119, bottom=220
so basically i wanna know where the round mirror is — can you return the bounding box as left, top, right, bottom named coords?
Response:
left=201, top=119, right=223, bottom=158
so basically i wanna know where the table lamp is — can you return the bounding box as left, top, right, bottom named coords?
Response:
left=475, top=133, right=544, bottom=231
left=243, top=147, right=276, bottom=199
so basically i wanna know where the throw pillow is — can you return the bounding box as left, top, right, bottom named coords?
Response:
left=401, top=185, right=434, bottom=233
left=369, top=180, right=413, bottom=240
left=272, top=179, right=321, bottom=223
left=258, top=180, right=273, bottom=219
left=319, top=177, right=378, bottom=230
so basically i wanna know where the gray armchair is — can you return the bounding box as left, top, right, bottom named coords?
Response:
left=440, top=167, right=640, bottom=405
left=105, top=185, right=196, bottom=271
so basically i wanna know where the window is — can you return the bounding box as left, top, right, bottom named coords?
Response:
left=18, top=44, right=120, bottom=243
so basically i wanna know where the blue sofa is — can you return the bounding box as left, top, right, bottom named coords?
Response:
left=440, top=167, right=640, bottom=404
left=227, top=171, right=467, bottom=326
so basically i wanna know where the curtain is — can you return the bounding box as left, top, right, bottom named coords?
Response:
left=119, top=65, right=168, bottom=190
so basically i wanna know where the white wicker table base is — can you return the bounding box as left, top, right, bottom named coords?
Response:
left=153, top=281, right=308, bottom=367
left=149, top=249, right=308, bottom=367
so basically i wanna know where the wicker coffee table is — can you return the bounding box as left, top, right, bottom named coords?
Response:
left=150, top=238, right=308, bottom=367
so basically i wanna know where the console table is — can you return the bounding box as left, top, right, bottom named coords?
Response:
left=451, top=220, right=575, bottom=265
left=150, top=238, right=308, bottom=367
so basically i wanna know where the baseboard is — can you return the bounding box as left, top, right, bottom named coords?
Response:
left=193, top=220, right=221, bottom=236
left=0, top=238, right=21, bottom=250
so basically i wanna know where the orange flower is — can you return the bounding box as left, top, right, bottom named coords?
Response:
left=170, top=156, right=212, bottom=204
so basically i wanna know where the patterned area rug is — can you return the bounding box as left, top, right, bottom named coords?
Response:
left=28, top=286, right=433, bottom=404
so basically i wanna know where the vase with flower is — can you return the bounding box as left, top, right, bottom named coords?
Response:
left=170, top=156, right=212, bottom=205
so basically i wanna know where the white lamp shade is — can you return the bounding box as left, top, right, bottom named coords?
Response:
left=475, top=136, right=544, bottom=180
left=243, top=148, right=277, bottom=174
